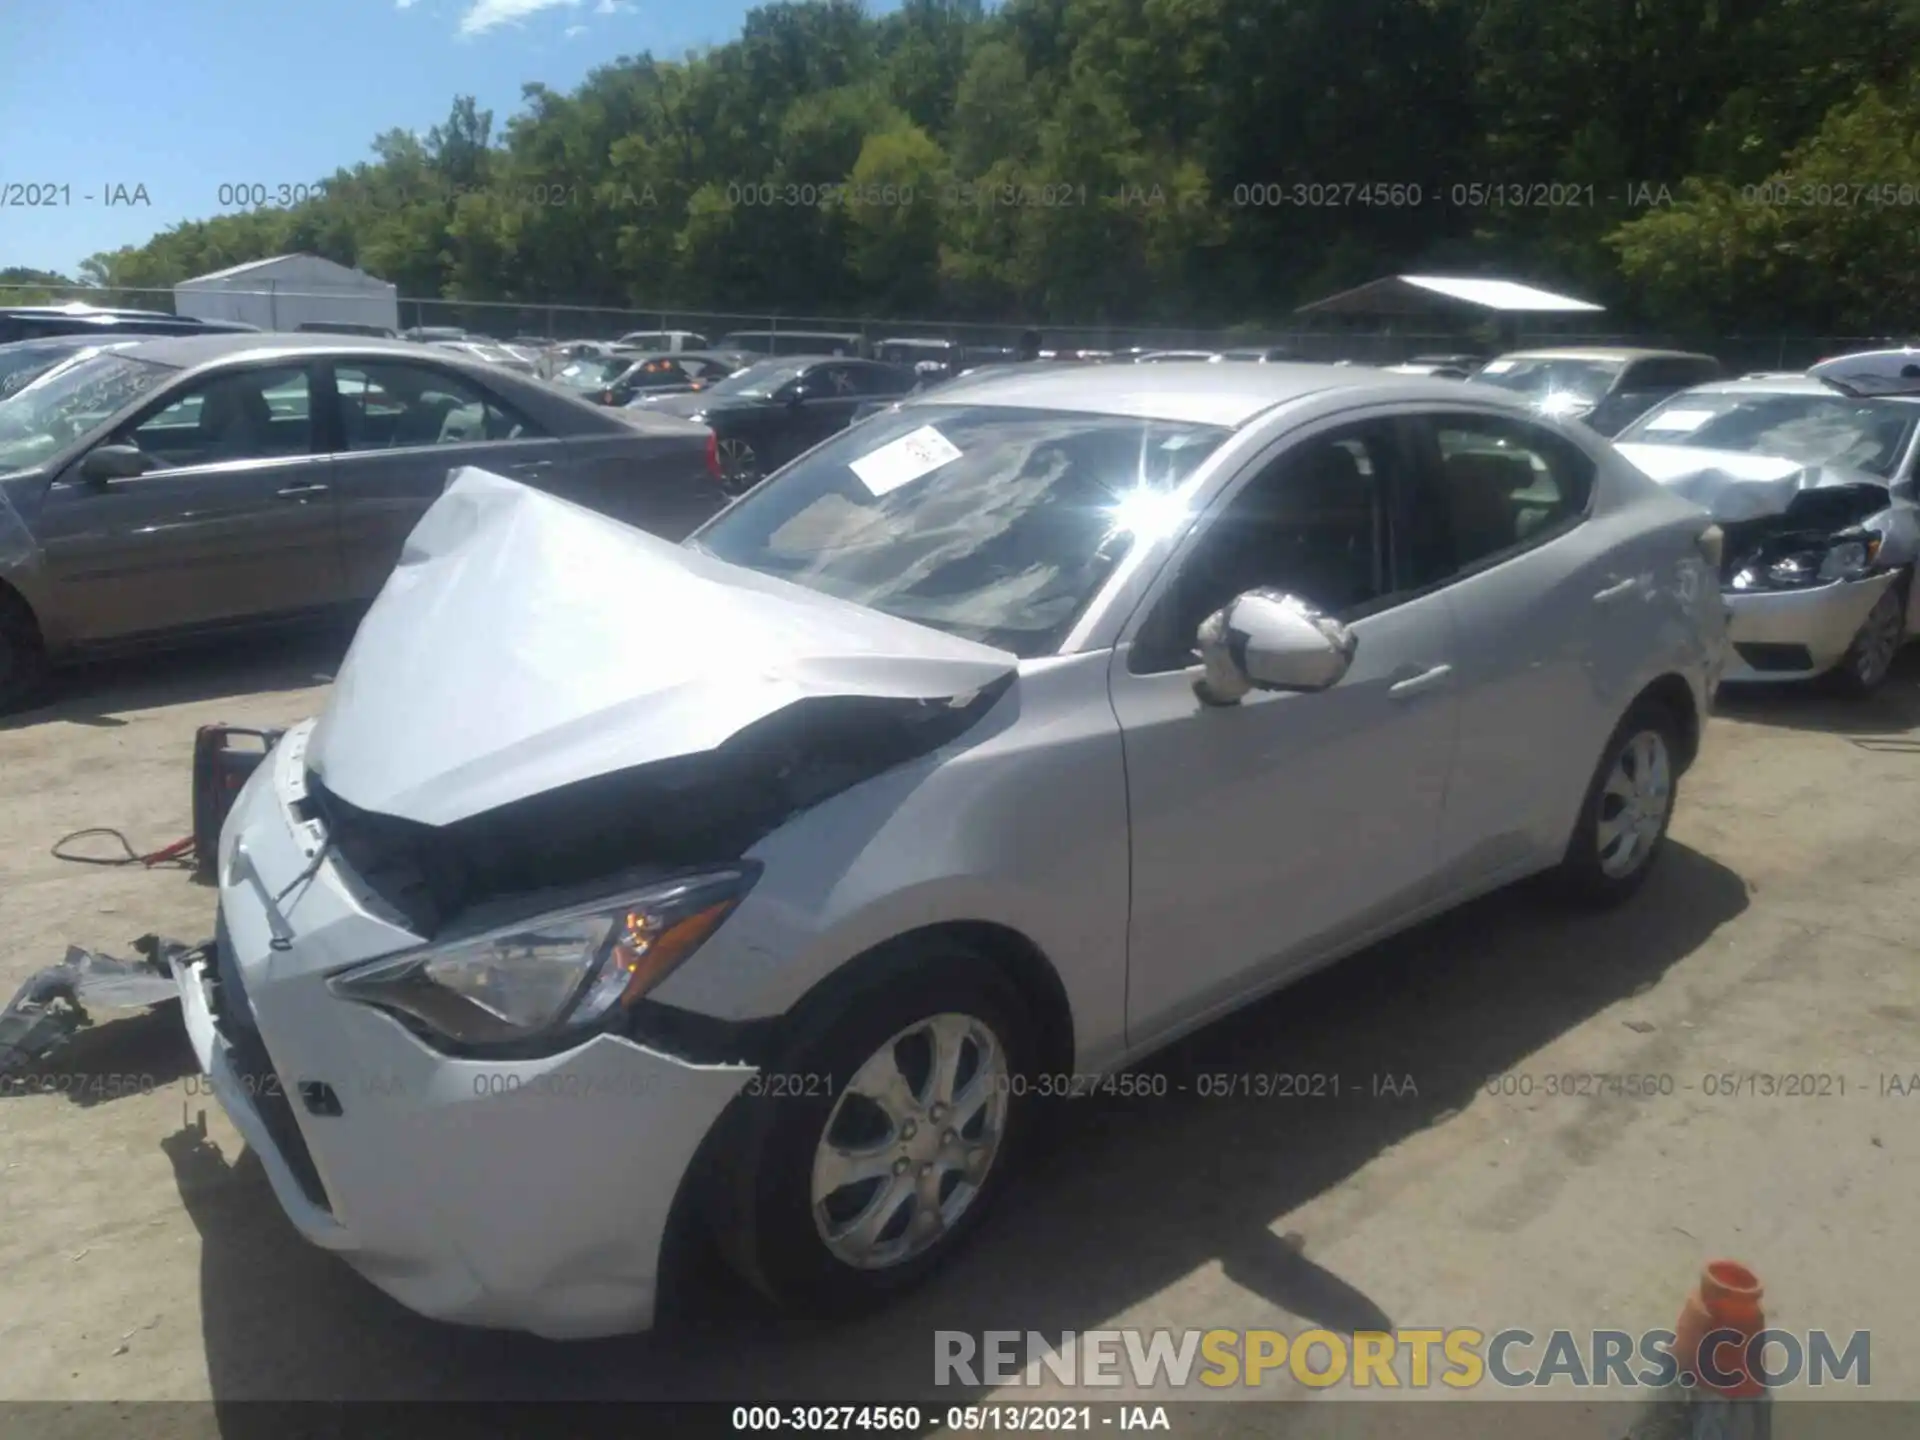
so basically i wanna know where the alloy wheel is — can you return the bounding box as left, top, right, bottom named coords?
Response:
left=715, top=438, right=760, bottom=494
left=810, top=1012, right=1010, bottom=1271
left=1595, top=729, right=1672, bottom=880
left=1851, top=590, right=1904, bottom=688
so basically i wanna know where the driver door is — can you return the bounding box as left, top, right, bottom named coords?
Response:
left=1109, top=415, right=1463, bottom=1049
left=34, top=361, right=345, bottom=643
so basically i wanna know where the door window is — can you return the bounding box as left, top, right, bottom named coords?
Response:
left=807, top=364, right=862, bottom=398
left=332, top=362, right=545, bottom=451
left=1132, top=422, right=1399, bottom=673
left=1407, top=414, right=1595, bottom=586
left=123, top=365, right=314, bottom=469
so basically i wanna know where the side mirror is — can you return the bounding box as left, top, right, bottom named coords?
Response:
left=1193, top=589, right=1357, bottom=706
left=79, top=444, right=154, bottom=484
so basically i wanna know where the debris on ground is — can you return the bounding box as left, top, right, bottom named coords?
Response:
left=0, top=936, right=206, bottom=1077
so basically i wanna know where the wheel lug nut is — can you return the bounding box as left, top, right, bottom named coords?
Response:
left=919, top=1163, right=932, bottom=1177
left=944, top=1129, right=957, bottom=1144
left=893, top=1158, right=910, bottom=1175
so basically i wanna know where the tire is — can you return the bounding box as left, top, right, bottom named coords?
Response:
left=1823, top=583, right=1905, bottom=697
left=0, top=587, right=49, bottom=715
left=1555, top=698, right=1682, bottom=908
left=708, top=945, right=1035, bottom=1319
left=715, top=437, right=761, bottom=496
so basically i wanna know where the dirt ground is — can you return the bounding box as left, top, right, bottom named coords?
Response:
left=0, top=633, right=1915, bottom=1430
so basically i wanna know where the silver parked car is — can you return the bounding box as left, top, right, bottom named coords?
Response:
left=175, top=362, right=1724, bottom=1339
left=1614, top=372, right=1920, bottom=693
left=0, top=333, right=718, bottom=708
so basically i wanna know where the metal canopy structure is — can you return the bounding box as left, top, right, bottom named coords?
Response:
left=1297, top=274, right=1605, bottom=318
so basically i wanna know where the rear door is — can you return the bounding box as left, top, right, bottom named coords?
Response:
left=318, top=357, right=568, bottom=598
left=787, top=362, right=873, bottom=454
left=34, top=361, right=345, bottom=642
left=1402, top=409, right=1637, bottom=888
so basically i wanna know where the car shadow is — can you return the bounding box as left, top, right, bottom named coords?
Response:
left=0, top=625, right=347, bottom=732
left=1711, top=648, right=1920, bottom=740
left=160, top=843, right=1747, bottom=1413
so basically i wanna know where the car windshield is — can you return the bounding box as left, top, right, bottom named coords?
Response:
left=0, top=352, right=177, bottom=476
left=557, top=358, right=627, bottom=387
left=1616, top=391, right=1919, bottom=477
left=0, top=343, right=90, bottom=399
left=704, top=359, right=812, bottom=399
left=1474, top=357, right=1623, bottom=404
left=694, top=404, right=1230, bottom=657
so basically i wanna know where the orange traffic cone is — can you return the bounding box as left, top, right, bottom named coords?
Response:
left=1674, top=1260, right=1766, bottom=1398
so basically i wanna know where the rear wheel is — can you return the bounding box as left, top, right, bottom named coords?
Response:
left=0, top=587, right=49, bottom=714
left=715, top=437, right=762, bottom=495
left=1824, top=584, right=1905, bottom=697
left=709, top=947, right=1033, bottom=1319
left=1555, top=700, right=1681, bottom=907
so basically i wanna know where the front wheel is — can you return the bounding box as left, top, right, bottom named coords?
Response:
left=708, top=950, right=1033, bottom=1319
left=1824, top=584, right=1905, bottom=697
left=1554, top=700, right=1681, bottom=907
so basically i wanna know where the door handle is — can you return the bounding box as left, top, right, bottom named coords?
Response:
left=1593, top=577, right=1639, bottom=603
left=275, top=483, right=329, bottom=499
left=509, top=460, right=555, bottom=474
left=1389, top=664, right=1453, bottom=698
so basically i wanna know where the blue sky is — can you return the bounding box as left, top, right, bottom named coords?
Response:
left=2, top=0, right=888, bottom=276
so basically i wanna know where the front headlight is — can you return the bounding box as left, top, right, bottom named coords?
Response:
left=1729, top=531, right=1881, bottom=590
left=1817, top=536, right=1876, bottom=581
left=327, top=867, right=756, bottom=1052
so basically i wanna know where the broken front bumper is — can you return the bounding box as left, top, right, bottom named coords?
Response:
left=1718, top=571, right=1898, bottom=683
left=176, top=722, right=754, bottom=1339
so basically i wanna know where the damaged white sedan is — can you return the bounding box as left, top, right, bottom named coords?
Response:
left=173, top=363, right=1725, bottom=1338
left=1615, top=372, right=1920, bottom=694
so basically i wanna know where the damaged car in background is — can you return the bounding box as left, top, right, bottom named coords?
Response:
left=1614, top=371, right=1920, bottom=694
left=172, top=362, right=1723, bottom=1340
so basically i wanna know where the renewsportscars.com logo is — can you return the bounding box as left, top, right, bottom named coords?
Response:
left=934, top=1328, right=1872, bottom=1390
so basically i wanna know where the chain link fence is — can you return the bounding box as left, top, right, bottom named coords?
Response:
left=0, top=281, right=1892, bottom=374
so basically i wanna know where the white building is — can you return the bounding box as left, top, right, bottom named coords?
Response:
left=172, top=254, right=399, bottom=333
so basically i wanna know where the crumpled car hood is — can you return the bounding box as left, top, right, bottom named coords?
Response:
left=1614, top=442, right=1890, bottom=522
left=305, top=467, right=1018, bottom=827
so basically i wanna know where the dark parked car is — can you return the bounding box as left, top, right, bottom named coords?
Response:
left=1470, top=348, right=1724, bottom=437
left=634, top=356, right=918, bottom=492
left=0, top=305, right=258, bottom=345
left=296, top=321, right=399, bottom=339
left=0, top=333, right=718, bottom=709
left=714, top=329, right=867, bottom=358
left=600, top=351, right=745, bottom=406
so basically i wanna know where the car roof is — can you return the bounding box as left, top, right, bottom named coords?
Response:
left=1492, top=347, right=1717, bottom=363
left=901, top=360, right=1518, bottom=428
left=112, top=332, right=473, bottom=367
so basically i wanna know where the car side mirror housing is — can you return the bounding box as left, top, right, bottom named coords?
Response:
left=1193, top=589, right=1357, bottom=706
left=79, top=444, right=154, bottom=484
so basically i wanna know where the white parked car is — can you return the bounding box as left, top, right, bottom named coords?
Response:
left=173, top=363, right=1725, bottom=1339
left=1614, top=371, right=1920, bottom=693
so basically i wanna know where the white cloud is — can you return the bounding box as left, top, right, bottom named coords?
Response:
left=457, top=0, right=580, bottom=36
left=595, top=0, right=629, bottom=13
left=395, top=0, right=417, bottom=8
left=564, top=22, right=587, bottom=35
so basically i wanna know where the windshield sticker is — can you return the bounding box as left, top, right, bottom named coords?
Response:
left=1480, top=360, right=1516, bottom=373
left=1641, top=408, right=1714, bottom=432
left=850, top=424, right=963, bottom=496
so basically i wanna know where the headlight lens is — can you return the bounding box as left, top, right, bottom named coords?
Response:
left=327, top=867, right=756, bottom=1051
left=1817, top=537, right=1875, bottom=581
left=1729, top=532, right=1880, bottom=590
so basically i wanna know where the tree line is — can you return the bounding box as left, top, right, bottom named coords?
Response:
left=24, top=0, right=1920, bottom=333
